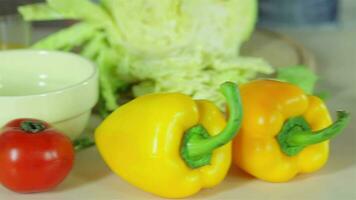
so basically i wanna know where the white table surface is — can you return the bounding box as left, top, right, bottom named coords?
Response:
left=1, top=4, right=356, bottom=200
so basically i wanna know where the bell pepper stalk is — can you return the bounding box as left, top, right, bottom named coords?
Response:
left=278, top=111, right=350, bottom=156
left=181, top=82, right=242, bottom=168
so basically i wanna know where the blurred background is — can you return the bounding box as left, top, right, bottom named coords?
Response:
left=1, top=0, right=355, bottom=48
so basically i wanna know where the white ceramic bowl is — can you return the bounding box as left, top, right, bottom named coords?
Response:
left=0, top=50, right=98, bottom=139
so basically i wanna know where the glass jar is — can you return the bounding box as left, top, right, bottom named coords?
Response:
left=0, top=0, right=33, bottom=49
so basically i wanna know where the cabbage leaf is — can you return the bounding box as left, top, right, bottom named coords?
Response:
left=19, top=0, right=273, bottom=113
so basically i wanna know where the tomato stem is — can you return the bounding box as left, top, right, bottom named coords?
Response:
left=20, top=121, right=46, bottom=133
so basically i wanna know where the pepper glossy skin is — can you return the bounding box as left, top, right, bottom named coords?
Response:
left=95, top=91, right=235, bottom=198
left=233, top=80, right=348, bottom=182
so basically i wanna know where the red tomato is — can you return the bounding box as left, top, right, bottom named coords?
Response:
left=0, top=118, right=74, bottom=193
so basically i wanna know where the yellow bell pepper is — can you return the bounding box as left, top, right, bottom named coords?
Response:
left=95, top=82, right=243, bottom=198
left=233, top=80, right=350, bottom=182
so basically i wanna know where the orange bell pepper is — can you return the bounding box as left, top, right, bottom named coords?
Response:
left=233, top=80, right=349, bottom=182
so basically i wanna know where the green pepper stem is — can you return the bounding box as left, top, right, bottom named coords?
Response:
left=20, top=121, right=46, bottom=133
left=287, top=111, right=350, bottom=146
left=181, top=82, right=243, bottom=168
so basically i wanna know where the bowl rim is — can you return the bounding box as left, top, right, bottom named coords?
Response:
left=0, top=50, right=98, bottom=99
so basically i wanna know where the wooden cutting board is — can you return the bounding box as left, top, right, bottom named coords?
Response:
left=242, top=29, right=316, bottom=69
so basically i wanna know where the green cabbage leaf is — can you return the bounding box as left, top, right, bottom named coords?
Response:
left=19, top=0, right=273, bottom=113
